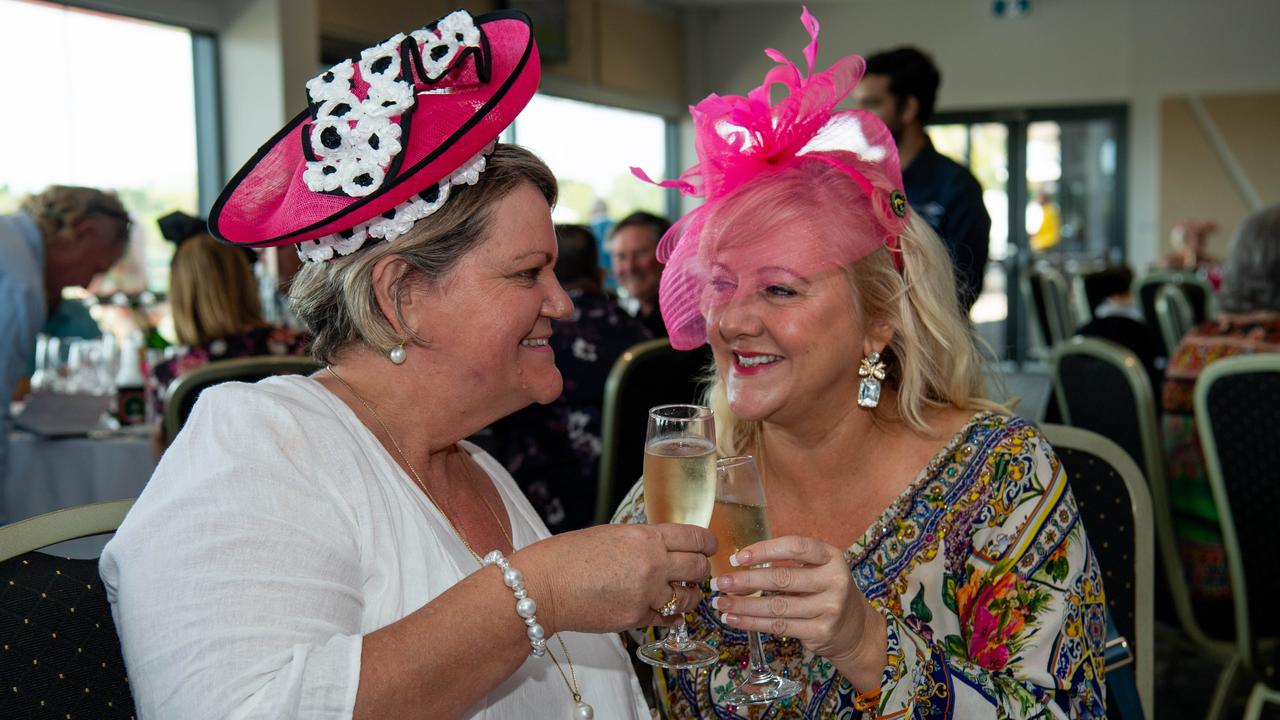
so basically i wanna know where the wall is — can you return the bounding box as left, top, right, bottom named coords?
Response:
left=317, top=0, right=685, bottom=115
left=686, top=0, right=1280, bottom=269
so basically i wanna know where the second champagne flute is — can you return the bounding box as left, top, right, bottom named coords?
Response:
left=636, top=403, right=720, bottom=670
left=709, top=455, right=802, bottom=704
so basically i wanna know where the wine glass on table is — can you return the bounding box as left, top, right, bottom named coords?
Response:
left=636, top=403, right=720, bottom=670
left=710, top=455, right=801, bottom=704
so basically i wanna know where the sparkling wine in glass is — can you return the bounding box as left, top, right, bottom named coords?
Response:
left=710, top=455, right=801, bottom=704
left=637, top=404, right=720, bottom=670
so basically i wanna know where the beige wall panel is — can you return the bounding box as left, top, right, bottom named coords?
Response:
left=1158, top=97, right=1250, bottom=261
left=597, top=0, right=683, bottom=102
left=538, top=0, right=597, bottom=85
left=1204, top=93, right=1280, bottom=208
left=318, top=0, right=489, bottom=44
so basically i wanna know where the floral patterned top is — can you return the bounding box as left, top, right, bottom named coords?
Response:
left=614, top=412, right=1107, bottom=719
left=150, top=326, right=310, bottom=414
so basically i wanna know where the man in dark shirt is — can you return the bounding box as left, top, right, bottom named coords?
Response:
left=490, top=224, right=652, bottom=532
left=855, top=47, right=992, bottom=312
left=609, top=211, right=670, bottom=337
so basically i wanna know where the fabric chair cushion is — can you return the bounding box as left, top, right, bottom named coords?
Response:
left=0, top=552, right=135, bottom=718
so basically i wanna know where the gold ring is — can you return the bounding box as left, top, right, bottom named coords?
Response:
left=658, top=586, right=680, bottom=617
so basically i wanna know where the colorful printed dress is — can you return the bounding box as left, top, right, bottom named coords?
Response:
left=150, top=325, right=310, bottom=414
left=1160, top=317, right=1280, bottom=605
left=614, top=412, right=1107, bottom=718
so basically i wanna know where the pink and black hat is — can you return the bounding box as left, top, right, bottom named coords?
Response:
left=209, top=9, right=540, bottom=262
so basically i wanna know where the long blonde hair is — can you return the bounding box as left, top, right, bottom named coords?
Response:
left=702, top=159, right=1001, bottom=456
left=169, top=232, right=265, bottom=346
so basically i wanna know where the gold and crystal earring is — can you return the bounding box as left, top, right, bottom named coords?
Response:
left=857, top=351, right=887, bottom=408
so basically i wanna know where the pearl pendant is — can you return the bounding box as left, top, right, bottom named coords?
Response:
left=573, top=701, right=594, bottom=719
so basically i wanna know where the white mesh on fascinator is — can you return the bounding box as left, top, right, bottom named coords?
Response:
left=632, top=7, right=910, bottom=350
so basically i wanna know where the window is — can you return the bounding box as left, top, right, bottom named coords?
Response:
left=0, top=0, right=205, bottom=294
left=508, top=94, right=670, bottom=225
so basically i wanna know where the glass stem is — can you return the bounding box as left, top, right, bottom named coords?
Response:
left=746, top=630, right=770, bottom=676
left=666, top=617, right=691, bottom=648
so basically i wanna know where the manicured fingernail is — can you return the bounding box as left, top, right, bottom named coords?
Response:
left=720, top=612, right=735, bottom=625
left=730, top=551, right=751, bottom=567
left=711, top=575, right=732, bottom=592
left=711, top=596, right=723, bottom=611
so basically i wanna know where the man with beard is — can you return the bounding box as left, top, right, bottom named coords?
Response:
left=856, top=47, right=991, bottom=313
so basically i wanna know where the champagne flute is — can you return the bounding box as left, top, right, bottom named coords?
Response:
left=710, top=455, right=801, bottom=704
left=637, top=404, right=720, bottom=670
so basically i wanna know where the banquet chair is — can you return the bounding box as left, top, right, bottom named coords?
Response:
left=0, top=499, right=136, bottom=719
left=1026, top=266, right=1076, bottom=350
left=163, top=355, right=321, bottom=444
left=1051, top=336, right=1239, bottom=716
left=1043, top=424, right=1154, bottom=719
left=1135, top=270, right=1212, bottom=328
left=1154, top=283, right=1196, bottom=356
left=1196, top=354, right=1280, bottom=720
left=596, top=339, right=713, bottom=524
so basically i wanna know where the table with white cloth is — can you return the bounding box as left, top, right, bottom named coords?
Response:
left=4, top=428, right=156, bottom=557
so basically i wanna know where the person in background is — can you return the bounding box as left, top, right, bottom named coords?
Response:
left=0, top=185, right=129, bottom=491
left=490, top=224, right=652, bottom=532
left=610, top=210, right=671, bottom=337
left=619, top=11, right=1104, bottom=716
left=1160, top=218, right=1221, bottom=289
left=588, top=199, right=616, bottom=290
left=1077, top=264, right=1166, bottom=403
left=1162, top=202, right=1280, bottom=627
left=149, top=211, right=308, bottom=412
left=1029, top=187, right=1061, bottom=253
left=856, top=47, right=992, bottom=313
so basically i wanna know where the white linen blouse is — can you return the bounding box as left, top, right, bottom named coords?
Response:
left=101, top=375, right=648, bottom=719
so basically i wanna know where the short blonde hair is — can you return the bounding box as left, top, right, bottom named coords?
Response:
left=21, top=185, right=130, bottom=247
left=169, top=233, right=265, bottom=346
left=289, top=144, right=558, bottom=365
left=703, top=158, right=1000, bottom=455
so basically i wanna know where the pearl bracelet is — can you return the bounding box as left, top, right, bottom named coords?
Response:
left=482, top=550, right=546, bottom=657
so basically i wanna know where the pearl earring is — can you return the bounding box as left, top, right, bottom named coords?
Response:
left=858, top=351, right=886, bottom=408
left=388, top=343, right=406, bottom=365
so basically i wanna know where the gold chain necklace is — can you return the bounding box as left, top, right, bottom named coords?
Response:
left=324, top=367, right=589, bottom=716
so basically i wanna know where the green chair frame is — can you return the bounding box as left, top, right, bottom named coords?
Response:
left=1196, top=353, right=1280, bottom=720
left=1154, top=284, right=1195, bottom=356
left=162, top=355, right=321, bottom=444
left=0, top=499, right=134, bottom=562
left=1042, top=423, right=1154, bottom=719
left=1049, top=336, right=1240, bottom=717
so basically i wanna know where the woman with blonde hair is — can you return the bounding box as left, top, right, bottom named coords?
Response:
left=149, top=212, right=308, bottom=410
left=616, top=9, right=1106, bottom=718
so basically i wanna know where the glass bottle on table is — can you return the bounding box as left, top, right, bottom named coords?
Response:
left=636, top=404, right=720, bottom=670
left=710, top=455, right=801, bottom=704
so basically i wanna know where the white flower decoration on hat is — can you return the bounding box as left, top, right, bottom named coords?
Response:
left=298, top=144, right=490, bottom=263
left=305, top=60, right=355, bottom=102
left=300, top=13, right=482, bottom=199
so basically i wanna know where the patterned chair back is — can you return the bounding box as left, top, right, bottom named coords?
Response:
left=597, top=339, right=712, bottom=524
left=1043, top=423, right=1154, bottom=719
left=0, top=500, right=136, bottom=719
left=1195, top=353, right=1280, bottom=682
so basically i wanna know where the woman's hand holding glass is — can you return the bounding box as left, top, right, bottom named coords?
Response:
left=711, top=536, right=888, bottom=691
left=513, top=522, right=715, bottom=636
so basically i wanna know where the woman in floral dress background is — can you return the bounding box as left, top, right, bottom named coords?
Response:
left=615, top=9, right=1106, bottom=718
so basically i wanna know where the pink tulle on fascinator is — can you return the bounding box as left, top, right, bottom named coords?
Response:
left=632, top=7, right=910, bottom=350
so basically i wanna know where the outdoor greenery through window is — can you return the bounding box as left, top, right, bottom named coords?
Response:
left=0, top=0, right=199, bottom=294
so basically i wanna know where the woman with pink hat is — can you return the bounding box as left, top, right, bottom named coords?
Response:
left=101, top=10, right=712, bottom=719
left=615, top=8, right=1107, bottom=718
